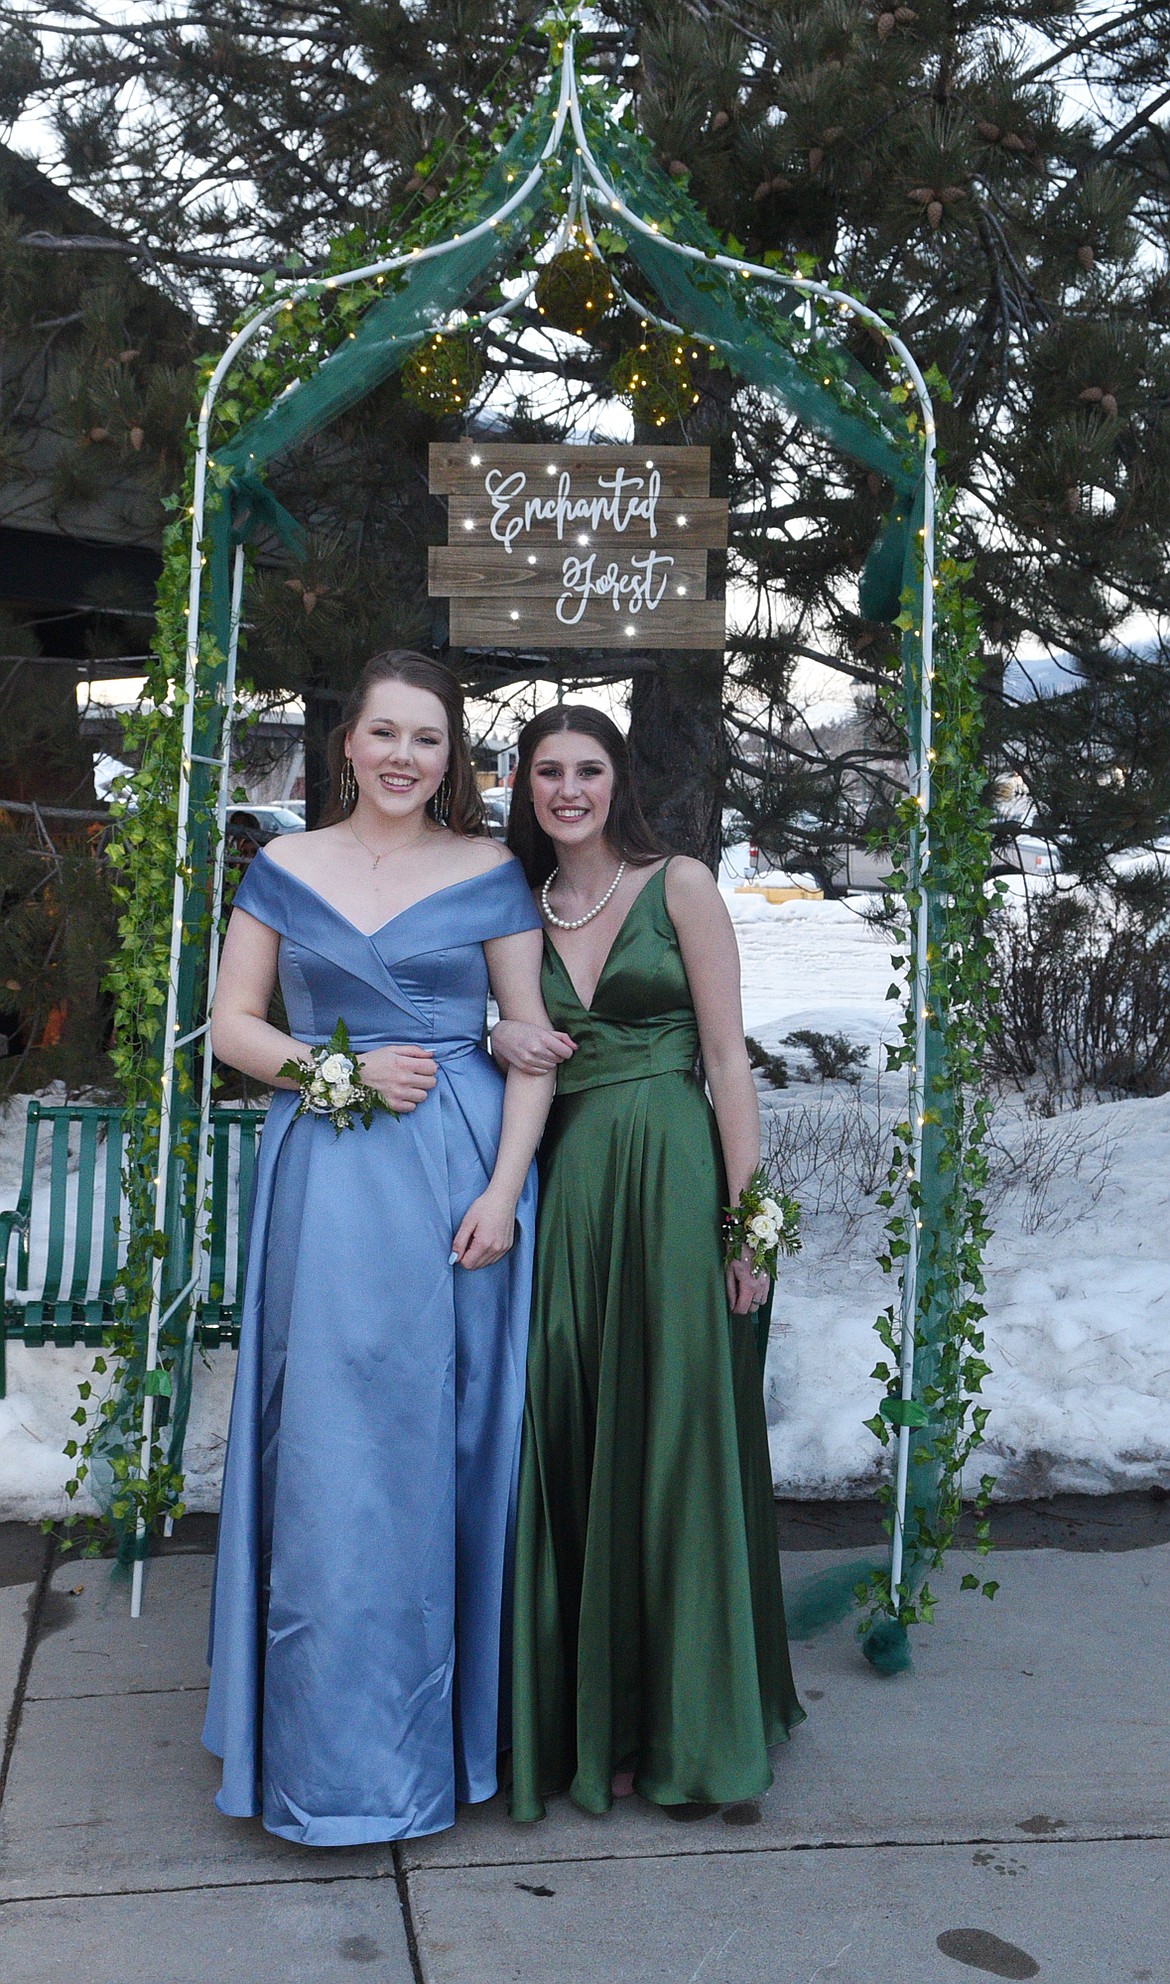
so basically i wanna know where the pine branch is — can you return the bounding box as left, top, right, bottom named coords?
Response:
left=18, top=229, right=324, bottom=276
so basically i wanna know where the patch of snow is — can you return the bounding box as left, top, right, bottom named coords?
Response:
left=1, top=898, right=1167, bottom=1514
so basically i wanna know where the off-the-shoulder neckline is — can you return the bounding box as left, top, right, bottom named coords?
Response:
left=252, top=842, right=517, bottom=939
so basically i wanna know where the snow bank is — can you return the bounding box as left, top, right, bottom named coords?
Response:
left=1, top=894, right=1167, bottom=1515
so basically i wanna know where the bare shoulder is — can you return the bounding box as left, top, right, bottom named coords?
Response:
left=663, top=854, right=722, bottom=906
left=455, top=835, right=514, bottom=879
left=256, top=826, right=341, bottom=875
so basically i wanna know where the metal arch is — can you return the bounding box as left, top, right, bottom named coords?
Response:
left=134, top=26, right=937, bottom=1618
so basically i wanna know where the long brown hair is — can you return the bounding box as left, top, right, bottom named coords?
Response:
left=322, top=649, right=484, bottom=836
left=507, top=705, right=666, bottom=886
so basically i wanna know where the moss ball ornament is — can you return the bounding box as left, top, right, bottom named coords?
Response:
left=534, top=245, right=615, bottom=338
left=400, top=330, right=482, bottom=417
left=610, top=330, right=702, bottom=428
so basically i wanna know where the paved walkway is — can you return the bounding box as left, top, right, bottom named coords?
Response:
left=1, top=1522, right=1167, bottom=1983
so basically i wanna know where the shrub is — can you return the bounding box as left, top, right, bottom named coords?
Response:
left=988, top=876, right=1170, bottom=1097
left=745, top=1035, right=789, bottom=1088
left=0, top=822, right=118, bottom=1098
left=783, top=1026, right=869, bottom=1083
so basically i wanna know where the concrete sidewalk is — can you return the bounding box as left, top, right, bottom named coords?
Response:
left=1, top=1526, right=1167, bottom=1983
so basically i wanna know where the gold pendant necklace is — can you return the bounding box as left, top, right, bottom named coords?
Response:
left=347, top=817, right=428, bottom=871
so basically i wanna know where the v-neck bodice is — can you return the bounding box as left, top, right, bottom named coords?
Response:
left=231, top=844, right=540, bottom=1055
left=541, top=860, right=699, bottom=1094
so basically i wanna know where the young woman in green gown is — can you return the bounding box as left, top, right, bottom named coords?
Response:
left=493, top=706, right=803, bottom=1822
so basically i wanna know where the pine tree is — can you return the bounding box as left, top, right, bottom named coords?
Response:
left=2, top=0, right=1167, bottom=869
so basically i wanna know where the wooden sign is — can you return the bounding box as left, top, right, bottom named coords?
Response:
left=428, top=443, right=727, bottom=651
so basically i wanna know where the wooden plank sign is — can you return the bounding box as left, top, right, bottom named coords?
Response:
left=428, top=442, right=727, bottom=651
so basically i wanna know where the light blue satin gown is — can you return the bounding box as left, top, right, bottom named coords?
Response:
left=202, top=846, right=540, bottom=1846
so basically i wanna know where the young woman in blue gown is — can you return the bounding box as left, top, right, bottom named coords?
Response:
left=203, top=651, right=554, bottom=1846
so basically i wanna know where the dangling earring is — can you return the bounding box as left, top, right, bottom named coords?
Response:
left=432, top=774, right=451, bottom=827
left=340, top=758, right=357, bottom=812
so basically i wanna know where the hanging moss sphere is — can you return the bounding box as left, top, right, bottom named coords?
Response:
left=400, top=331, right=482, bottom=418
left=610, top=332, right=702, bottom=428
left=535, top=247, right=615, bottom=337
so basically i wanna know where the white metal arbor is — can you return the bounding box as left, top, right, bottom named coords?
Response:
left=133, top=28, right=941, bottom=1630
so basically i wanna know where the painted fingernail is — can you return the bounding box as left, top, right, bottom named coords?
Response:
left=448, top=1250, right=459, bottom=1265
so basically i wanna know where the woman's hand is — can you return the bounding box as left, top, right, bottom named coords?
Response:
left=726, top=1252, right=770, bottom=1318
left=451, top=1189, right=516, bottom=1270
left=490, top=1019, right=577, bottom=1075
left=357, top=1043, right=438, bottom=1113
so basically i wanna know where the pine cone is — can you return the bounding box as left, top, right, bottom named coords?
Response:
left=822, top=125, right=844, bottom=144
left=908, top=186, right=933, bottom=205
left=128, top=426, right=145, bottom=451
left=976, top=121, right=1002, bottom=143
left=940, top=186, right=966, bottom=203
left=808, top=145, right=824, bottom=172
left=753, top=178, right=772, bottom=202
left=1076, top=244, right=1095, bottom=271
left=711, top=110, right=730, bottom=131
left=668, top=160, right=688, bottom=179
left=1002, top=132, right=1030, bottom=154
left=771, top=174, right=792, bottom=192
left=894, top=6, right=918, bottom=20
left=876, top=10, right=896, bottom=36
left=1063, top=486, right=1080, bottom=513
left=1079, top=385, right=1104, bottom=403
left=1100, top=392, right=1119, bottom=419
left=927, top=199, right=944, bottom=228
left=87, top=426, right=109, bottom=443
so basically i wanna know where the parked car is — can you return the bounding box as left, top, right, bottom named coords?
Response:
left=478, top=787, right=511, bottom=840
left=991, top=830, right=1062, bottom=878
left=225, top=802, right=305, bottom=869
left=226, top=803, right=305, bottom=839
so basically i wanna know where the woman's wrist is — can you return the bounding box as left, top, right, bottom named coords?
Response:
left=481, top=1175, right=521, bottom=1214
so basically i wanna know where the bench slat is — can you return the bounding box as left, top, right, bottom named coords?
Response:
left=100, top=1112, right=125, bottom=1296
left=235, top=1117, right=258, bottom=1317
left=208, top=1116, right=231, bottom=1305
left=40, top=1115, right=73, bottom=1307
left=68, top=1116, right=100, bottom=1304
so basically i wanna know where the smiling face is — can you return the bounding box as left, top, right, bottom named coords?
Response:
left=529, top=729, right=617, bottom=852
left=346, top=679, right=450, bottom=822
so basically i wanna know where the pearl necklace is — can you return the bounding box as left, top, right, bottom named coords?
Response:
left=541, top=860, right=627, bottom=930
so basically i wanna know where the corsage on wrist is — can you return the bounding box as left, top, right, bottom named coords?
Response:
left=723, top=1167, right=801, bottom=1276
left=278, top=1018, right=396, bottom=1136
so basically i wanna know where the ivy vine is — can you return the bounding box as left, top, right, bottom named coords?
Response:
left=862, top=506, right=999, bottom=1629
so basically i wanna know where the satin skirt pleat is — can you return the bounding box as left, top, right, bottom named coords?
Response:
left=510, top=1071, right=804, bottom=1823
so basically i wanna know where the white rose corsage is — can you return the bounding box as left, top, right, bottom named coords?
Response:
left=278, top=1017, right=396, bottom=1136
left=723, top=1167, right=801, bottom=1277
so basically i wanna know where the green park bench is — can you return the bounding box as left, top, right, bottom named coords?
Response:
left=0, top=1099, right=263, bottom=1397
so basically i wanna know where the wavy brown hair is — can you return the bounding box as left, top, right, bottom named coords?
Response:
left=321, top=649, right=484, bottom=836
left=506, top=705, right=666, bottom=887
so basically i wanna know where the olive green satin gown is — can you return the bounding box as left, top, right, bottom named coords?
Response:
left=510, top=861, right=804, bottom=1822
